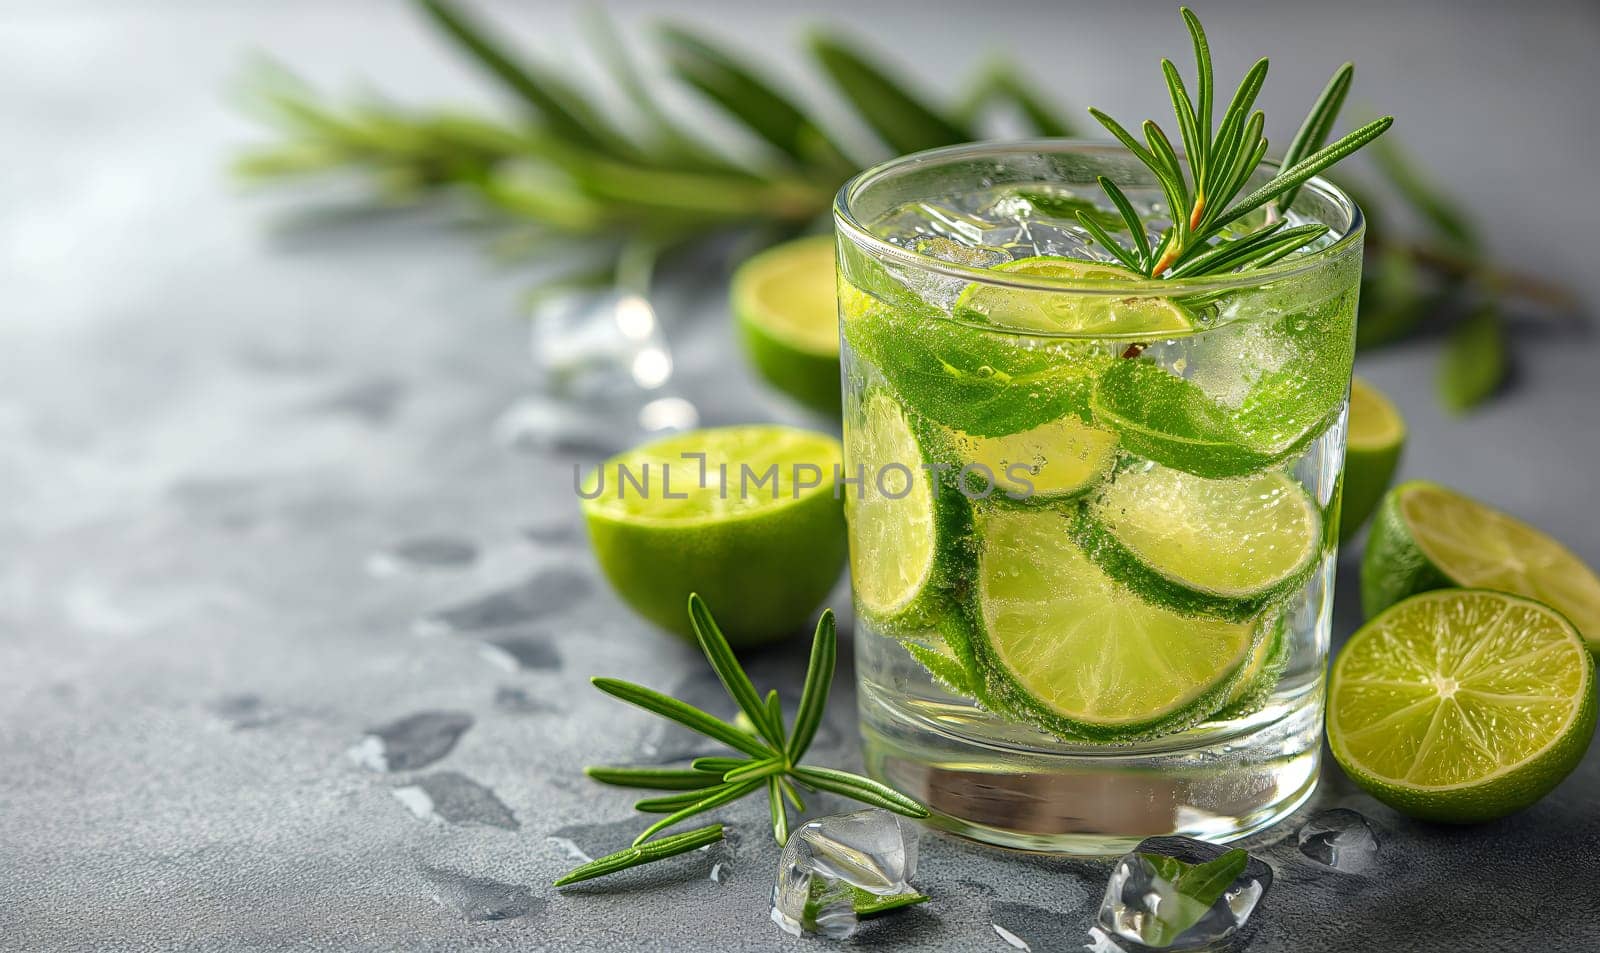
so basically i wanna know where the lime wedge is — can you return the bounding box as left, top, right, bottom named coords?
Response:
left=733, top=235, right=842, bottom=414
left=581, top=426, right=846, bottom=645
left=1362, top=481, right=1600, bottom=652
left=1075, top=467, right=1322, bottom=621
left=1329, top=589, right=1596, bottom=822
left=946, top=415, right=1119, bottom=503
left=971, top=506, right=1260, bottom=742
left=954, top=256, right=1195, bottom=336
left=1338, top=377, right=1406, bottom=542
left=844, top=390, right=967, bottom=629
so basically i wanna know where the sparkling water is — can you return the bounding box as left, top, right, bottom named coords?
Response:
left=841, top=151, right=1361, bottom=854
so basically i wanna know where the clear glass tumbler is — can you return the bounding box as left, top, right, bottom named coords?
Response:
left=834, top=141, right=1363, bottom=853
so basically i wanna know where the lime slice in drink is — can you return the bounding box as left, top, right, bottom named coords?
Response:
left=581, top=425, right=846, bottom=646
left=945, top=415, right=1120, bottom=503
left=732, top=235, right=842, bottom=414
left=972, top=506, right=1260, bottom=742
left=1329, top=589, right=1596, bottom=822
left=1075, top=467, right=1322, bottom=621
left=1338, top=377, right=1406, bottom=542
left=954, top=256, right=1195, bottom=336
left=1362, top=481, right=1600, bottom=651
left=1091, top=359, right=1347, bottom=479
left=844, top=390, right=968, bottom=629
left=1213, top=615, right=1291, bottom=720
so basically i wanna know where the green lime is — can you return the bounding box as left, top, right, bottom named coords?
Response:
left=844, top=390, right=968, bottom=630
left=581, top=425, right=846, bottom=646
left=1329, top=589, right=1596, bottom=823
left=1213, top=614, right=1290, bottom=720
left=1338, top=377, right=1406, bottom=542
left=1074, top=466, right=1322, bottom=621
left=954, top=256, right=1195, bottom=336
left=1091, top=359, right=1346, bottom=479
left=970, top=506, right=1261, bottom=742
left=1361, top=481, right=1600, bottom=652
left=732, top=235, right=841, bottom=414
left=945, top=415, right=1120, bottom=503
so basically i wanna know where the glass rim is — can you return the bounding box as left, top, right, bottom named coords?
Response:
left=832, top=138, right=1365, bottom=298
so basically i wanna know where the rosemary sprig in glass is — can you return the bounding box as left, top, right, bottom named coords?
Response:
left=1080, top=8, right=1393, bottom=279
left=553, top=594, right=929, bottom=887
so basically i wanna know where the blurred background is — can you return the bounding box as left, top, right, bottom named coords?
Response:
left=3, top=1, right=1600, bottom=948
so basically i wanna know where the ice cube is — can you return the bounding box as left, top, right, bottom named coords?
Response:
left=912, top=236, right=1012, bottom=270
left=1097, top=836, right=1270, bottom=950
left=531, top=290, right=675, bottom=400
left=1296, top=809, right=1380, bottom=872
left=770, top=809, right=922, bottom=939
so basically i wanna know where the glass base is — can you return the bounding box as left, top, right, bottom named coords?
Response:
left=859, top=682, right=1323, bottom=855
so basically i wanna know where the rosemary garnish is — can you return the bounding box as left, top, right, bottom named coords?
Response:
left=1081, top=8, right=1393, bottom=278
left=555, top=594, right=929, bottom=886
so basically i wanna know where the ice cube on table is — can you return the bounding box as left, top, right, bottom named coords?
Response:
left=1297, top=808, right=1380, bottom=871
left=531, top=290, right=676, bottom=401
left=1097, top=836, right=1271, bottom=951
left=770, top=809, right=923, bottom=939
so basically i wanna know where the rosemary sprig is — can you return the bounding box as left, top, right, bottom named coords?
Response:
left=556, top=594, right=929, bottom=886
left=1083, top=7, right=1393, bottom=278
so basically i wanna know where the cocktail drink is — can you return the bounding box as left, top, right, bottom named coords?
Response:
left=834, top=141, right=1364, bottom=852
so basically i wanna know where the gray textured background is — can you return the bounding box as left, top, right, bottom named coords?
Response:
left=4, top=1, right=1600, bottom=950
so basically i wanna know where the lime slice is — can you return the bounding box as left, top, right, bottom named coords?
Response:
left=1075, top=467, right=1322, bottom=621
left=1092, top=359, right=1346, bottom=479
left=844, top=390, right=968, bottom=629
left=733, top=235, right=842, bottom=414
left=1329, top=589, right=1596, bottom=822
left=1214, top=615, right=1291, bottom=720
left=945, top=415, right=1119, bottom=503
left=1337, top=377, right=1406, bottom=542
left=971, top=506, right=1260, bottom=742
left=954, top=256, right=1195, bottom=336
left=581, top=425, right=846, bottom=646
left=1362, top=481, right=1600, bottom=652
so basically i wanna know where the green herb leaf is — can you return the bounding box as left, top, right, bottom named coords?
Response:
left=1214, top=116, right=1394, bottom=230
left=789, top=766, right=931, bottom=818
left=585, top=765, right=727, bottom=791
left=851, top=887, right=931, bottom=917
left=768, top=777, right=790, bottom=845
left=658, top=24, right=853, bottom=173
left=810, top=32, right=970, bottom=154
left=1135, top=848, right=1250, bottom=946
left=1372, top=137, right=1479, bottom=253
left=687, top=593, right=786, bottom=747
left=1437, top=302, right=1506, bottom=413
left=416, top=0, right=635, bottom=158
left=632, top=779, right=765, bottom=846
left=590, top=677, right=773, bottom=758
left=554, top=823, right=724, bottom=886
left=1276, top=63, right=1353, bottom=209
left=787, top=610, right=836, bottom=762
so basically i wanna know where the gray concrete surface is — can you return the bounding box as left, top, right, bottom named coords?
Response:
left=3, top=1, right=1599, bottom=950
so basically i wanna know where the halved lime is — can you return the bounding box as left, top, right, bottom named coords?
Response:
left=954, top=256, right=1195, bottom=337
left=844, top=390, right=967, bottom=629
left=1329, top=589, right=1596, bottom=823
left=945, top=415, right=1119, bottom=503
left=581, top=426, right=846, bottom=645
left=1092, top=360, right=1346, bottom=479
left=1075, top=467, right=1322, bottom=621
left=1362, top=481, right=1600, bottom=652
left=1338, top=377, right=1406, bottom=542
left=732, top=235, right=841, bottom=414
left=971, top=506, right=1261, bottom=742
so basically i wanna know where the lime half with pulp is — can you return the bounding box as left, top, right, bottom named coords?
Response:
left=733, top=235, right=841, bottom=414
left=1074, top=466, right=1322, bottom=621
left=1361, top=480, right=1600, bottom=652
left=1338, top=377, right=1406, bottom=542
left=972, top=506, right=1261, bottom=742
left=1329, top=589, right=1596, bottom=823
left=955, top=256, right=1195, bottom=336
left=581, top=425, right=846, bottom=645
